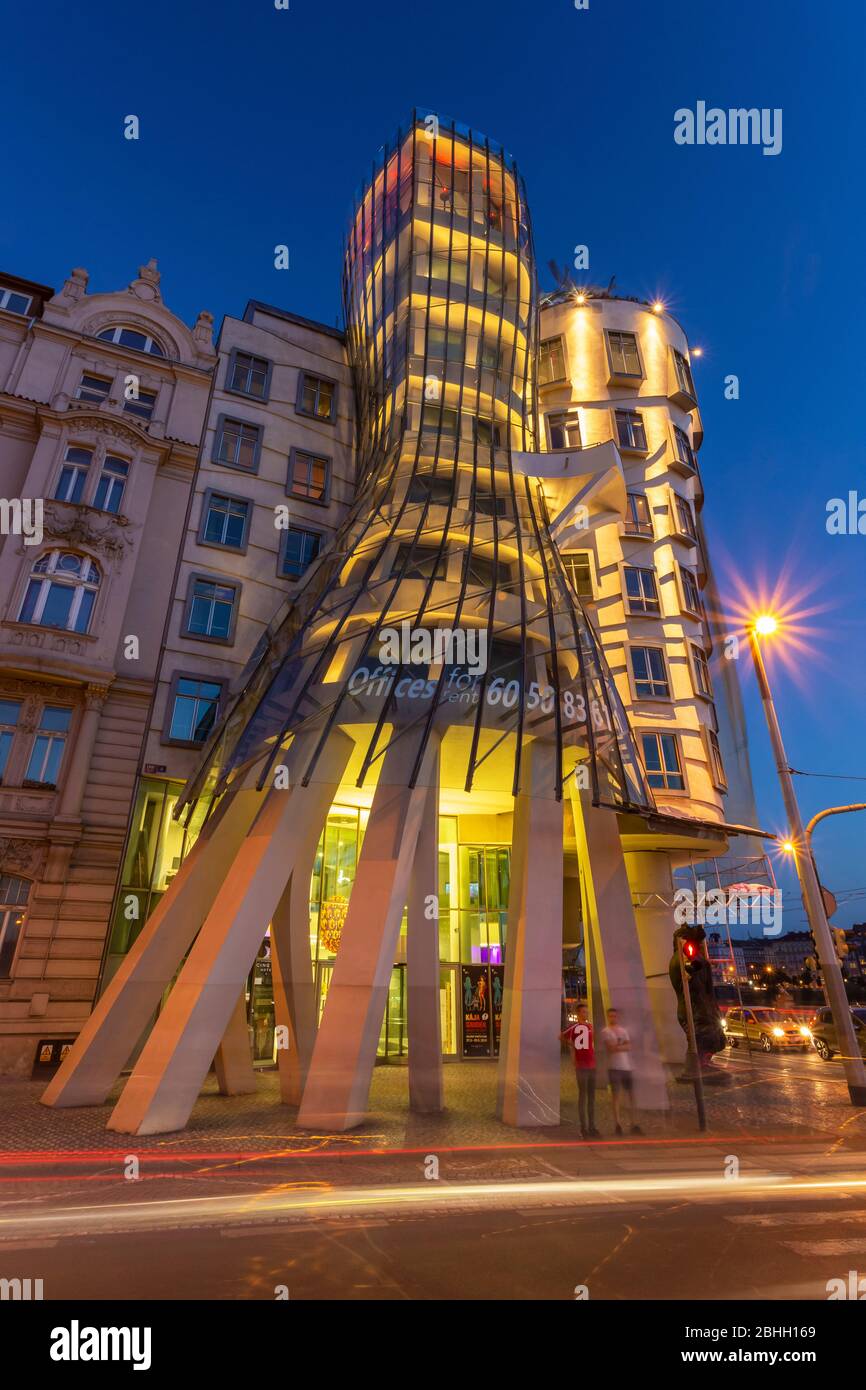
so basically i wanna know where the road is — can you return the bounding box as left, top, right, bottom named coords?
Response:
left=1, top=1140, right=864, bottom=1300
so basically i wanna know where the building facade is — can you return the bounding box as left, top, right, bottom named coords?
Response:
left=39, top=113, right=770, bottom=1138
left=0, top=261, right=215, bottom=1074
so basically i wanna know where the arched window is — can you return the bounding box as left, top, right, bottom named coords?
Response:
left=0, top=875, right=30, bottom=978
left=96, top=326, right=165, bottom=357
left=18, top=551, right=101, bottom=634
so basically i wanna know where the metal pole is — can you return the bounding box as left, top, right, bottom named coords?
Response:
left=677, top=938, right=707, bottom=1131
left=748, top=628, right=866, bottom=1104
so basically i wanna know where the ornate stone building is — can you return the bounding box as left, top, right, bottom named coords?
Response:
left=0, top=262, right=216, bottom=1073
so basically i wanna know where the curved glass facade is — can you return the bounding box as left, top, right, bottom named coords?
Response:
left=179, top=113, right=654, bottom=818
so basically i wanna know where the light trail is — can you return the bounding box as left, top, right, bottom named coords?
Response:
left=1, top=1169, right=866, bottom=1243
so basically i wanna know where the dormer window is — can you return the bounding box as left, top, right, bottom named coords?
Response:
left=97, top=326, right=165, bottom=357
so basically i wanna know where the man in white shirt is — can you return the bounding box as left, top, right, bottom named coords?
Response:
left=599, top=1007, right=642, bottom=1135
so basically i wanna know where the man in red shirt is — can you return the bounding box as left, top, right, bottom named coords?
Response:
left=561, top=1003, right=600, bottom=1138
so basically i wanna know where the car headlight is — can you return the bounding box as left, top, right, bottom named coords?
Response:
left=799, top=1026, right=811, bottom=1037
left=772, top=1027, right=785, bottom=1037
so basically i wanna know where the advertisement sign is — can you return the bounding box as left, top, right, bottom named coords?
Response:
left=461, top=965, right=492, bottom=1057
left=491, top=965, right=504, bottom=1055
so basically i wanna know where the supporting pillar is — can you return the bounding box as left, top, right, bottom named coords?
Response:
left=623, top=850, right=683, bottom=1066
left=297, top=730, right=440, bottom=1131
left=107, top=730, right=352, bottom=1135
left=407, top=742, right=443, bottom=1113
left=270, top=792, right=338, bottom=1106
left=572, top=789, right=670, bottom=1111
left=41, top=767, right=267, bottom=1109
left=213, top=993, right=257, bottom=1095
left=496, top=740, right=563, bottom=1128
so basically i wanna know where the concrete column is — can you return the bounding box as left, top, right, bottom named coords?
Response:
left=297, top=730, right=440, bottom=1131
left=213, top=993, right=257, bottom=1095
left=269, top=744, right=352, bottom=1107
left=106, top=730, right=352, bottom=1135
left=41, top=767, right=267, bottom=1109
left=496, top=740, right=563, bottom=1128
left=56, top=683, right=110, bottom=820
left=623, top=850, right=683, bottom=1066
left=407, top=742, right=443, bottom=1113
left=572, top=790, right=670, bottom=1111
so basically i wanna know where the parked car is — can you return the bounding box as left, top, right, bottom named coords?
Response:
left=723, top=1006, right=811, bottom=1052
left=808, top=1006, right=866, bottom=1061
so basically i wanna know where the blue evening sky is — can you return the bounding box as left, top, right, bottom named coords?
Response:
left=2, top=0, right=864, bottom=929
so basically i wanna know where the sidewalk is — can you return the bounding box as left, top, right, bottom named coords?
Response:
left=1, top=1054, right=863, bottom=1157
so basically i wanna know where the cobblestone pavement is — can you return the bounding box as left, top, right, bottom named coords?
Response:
left=1, top=1049, right=863, bottom=1157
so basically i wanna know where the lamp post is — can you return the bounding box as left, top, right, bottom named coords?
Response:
left=748, top=616, right=866, bottom=1104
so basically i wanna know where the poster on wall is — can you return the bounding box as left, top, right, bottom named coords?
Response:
left=461, top=965, right=492, bottom=1057
left=490, top=965, right=504, bottom=1056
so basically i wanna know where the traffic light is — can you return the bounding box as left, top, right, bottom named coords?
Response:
left=832, top=928, right=849, bottom=965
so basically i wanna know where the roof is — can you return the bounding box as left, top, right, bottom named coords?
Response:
left=243, top=300, right=345, bottom=342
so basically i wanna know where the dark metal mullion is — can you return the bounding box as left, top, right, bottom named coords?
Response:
left=406, top=125, right=482, bottom=789
left=541, top=517, right=602, bottom=806
left=461, top=139, right=500, bottom=800
left=355, top=116, right=467, bottom=788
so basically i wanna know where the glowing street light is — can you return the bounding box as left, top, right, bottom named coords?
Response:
left=748, top=615, right=866, bottom=1104
left=652, top=300, right=664, bottom=314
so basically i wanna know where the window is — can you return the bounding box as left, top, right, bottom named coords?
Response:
left=421, top=404, right=459, bottom=438
left=624, top=565, right=660, bottom=616
left=672, top=492, right=697, bottom=540
left=0, top=701, right=21, bottom=783
left=625, top=491, right=653, bottom=537
left=424, top=251, right=467, bottom=282
left=18, top=551, right=100, bottom=634
left=631, top=646, right=670, bottom=699
left=25, top=706, right=72, bottom=787
left=673, top=348, right=696, bottom=399
left=465, top=552, right=501, bottom=588
left=97, top=326, right=165, bottom=357
left=673, top=425, right=697, bottom=471
left=606, top=330, right=642, bottom=378
left=679, top=564, right=703, bottom=616
left=706, top=727, right=727, bottom=790
left=479, top=339, right=501, bottom=371
left=281, top=526, right=321, bottom=578
left=691, top=642, right=713, bottom=700
left=427, top=328, right=464, bottom=361
left=474, top=487, right=507, bottom=517
left=391, top=544, right=447, bottom=582
left=0, top=286, right=32, bottom=316
left=92, top=456, right=128, bottom=514
left=616, top=408, right=648, bottom=452
left=0, top=875, right=30, bottom=978
left=226, top=350, right=271, bottom=400
left=200, top=492, right=250, bottom=550
left=642, top=731, right=685, bottom=791
left=407, top=473, right=453, bottom=506
left=288, top=449, right=330, bottom=503
left=538, top=337, right=566, bottom=385
left=296, top=372, right=336, bottom=423
left=474, top=417, right=502, bottom=448
left=54, top=447, right=93, bottom=504
left=546, top=412, right=581, bottom=450
left=214, top=416, right=262, bottom=472
left=75, top=373, right=111, bottom=403
left=183, top=576, right=239, bottom=642
left=167, top=675, right=222, bottom=745
left=123, top=386, right=157, bottom=421
left=561, top=552, right=594, bottom=600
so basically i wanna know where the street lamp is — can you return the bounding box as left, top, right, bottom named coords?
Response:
left=748, top=615, right=866, bottom=1104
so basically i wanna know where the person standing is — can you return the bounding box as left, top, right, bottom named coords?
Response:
left=560, top=1003, right=600, bottom=1139
left=600, top=1006, right=642, bottom=1136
